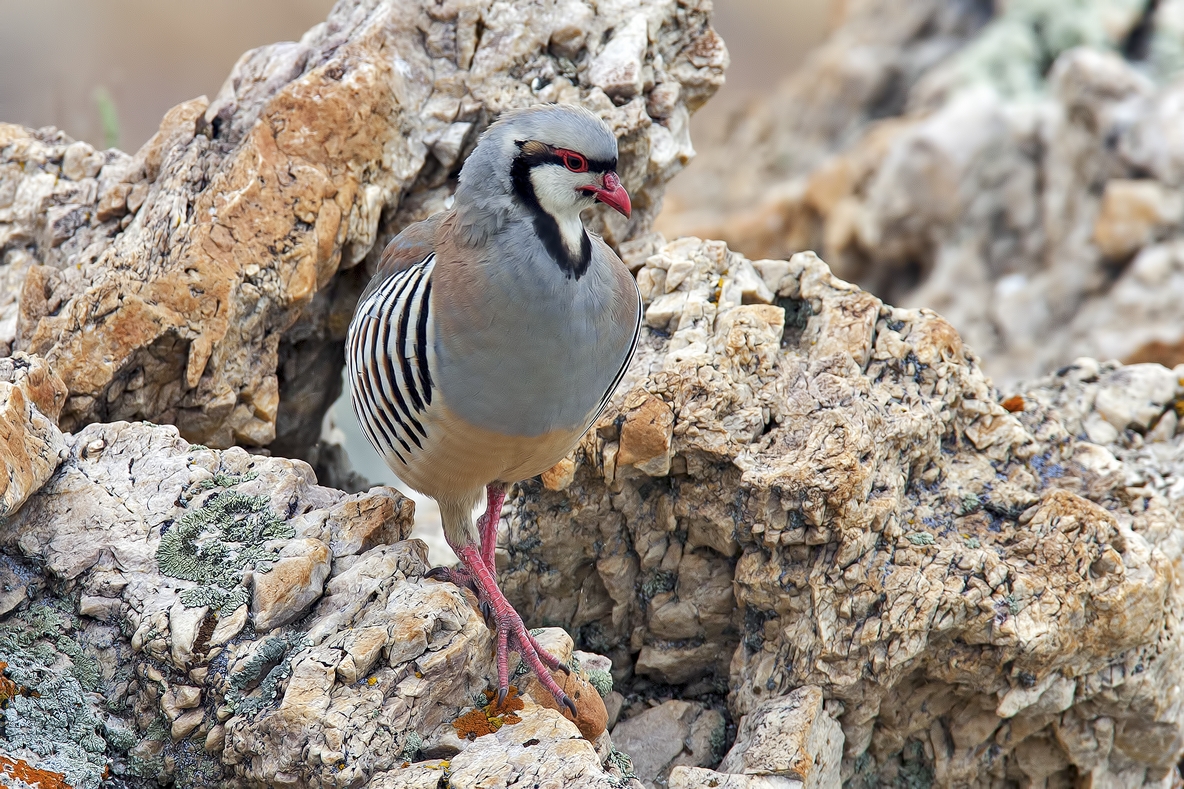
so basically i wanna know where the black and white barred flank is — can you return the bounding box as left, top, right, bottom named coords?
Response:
left=346, top=255, right=436, bottom=466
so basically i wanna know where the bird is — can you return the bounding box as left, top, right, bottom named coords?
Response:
left=345, top=104, right=642, bottom=714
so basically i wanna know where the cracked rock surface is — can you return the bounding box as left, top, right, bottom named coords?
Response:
left=502, top=236, right=1184, bottom=787
left=0, top=0, right=725, bottom=456
left=0, top=417, right=638, bottom=787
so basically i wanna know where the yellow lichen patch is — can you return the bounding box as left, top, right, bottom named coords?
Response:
left=452, top=688, right=525, bottom=740
left=0, top=755, right=71, bottom=789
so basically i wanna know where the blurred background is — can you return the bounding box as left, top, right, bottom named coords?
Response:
left=0, top=0, right=834, bottom=560
left=0, top=0, right=832, bottom=157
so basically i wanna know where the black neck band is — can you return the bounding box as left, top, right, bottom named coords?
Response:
left=510, top=148, right=592, bottom=279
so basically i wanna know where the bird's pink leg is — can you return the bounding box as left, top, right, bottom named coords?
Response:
left=477, top=483, right=507, bottom=571
left=454, top=542, right=576, bottom=716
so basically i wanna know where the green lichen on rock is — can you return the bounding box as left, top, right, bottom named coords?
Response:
left=178, top=585, right=249, bottom=616
left=586, top=669, right=613, bottom=699
left=0, top=601, right=111, bottom=789
left=931, top=0, right=1177, bottom=101
left=226, top=633, right=306, bottom=716
left=157, top=486, right=294, bottom=615
left=400, top=731, right=423, bottom=762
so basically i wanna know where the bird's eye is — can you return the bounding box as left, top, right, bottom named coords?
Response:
left=561, top=151, right=588, bottom=173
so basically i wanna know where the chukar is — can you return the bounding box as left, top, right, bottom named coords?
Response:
left=346, top=104, right=641, bottom=711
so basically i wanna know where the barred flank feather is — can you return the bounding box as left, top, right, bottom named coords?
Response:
left=346, top=255, right=436, bottom=467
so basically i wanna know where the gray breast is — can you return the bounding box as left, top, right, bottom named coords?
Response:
left=434, top=237, right=637, bottom=438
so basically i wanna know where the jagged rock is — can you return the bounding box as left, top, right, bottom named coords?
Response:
left=717, top=686, right=842, bottom=787
left=659, top=0, right=1184, bottom=388
left=0, top=353, right=66, bottom=519
left=0, top=0, right=725, bottom=456
left=0, top=415, right=645, bottom=786
left=610, top=699, right=726, bottom=788
left=501, top=237, right=1184, bottom=786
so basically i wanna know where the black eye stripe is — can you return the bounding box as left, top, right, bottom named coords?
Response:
left=514, top=140, right=616, bottom=173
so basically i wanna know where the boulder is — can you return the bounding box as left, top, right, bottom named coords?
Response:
left=502, top=237, right=1184, bottom=786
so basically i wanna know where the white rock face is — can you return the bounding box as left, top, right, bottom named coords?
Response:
left=658, top=0, right=1184, bottom=388
left=503, top=238, right=1184, bottom=787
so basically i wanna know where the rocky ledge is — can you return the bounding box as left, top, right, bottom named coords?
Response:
left=0, top=237, right=1181, bottom=788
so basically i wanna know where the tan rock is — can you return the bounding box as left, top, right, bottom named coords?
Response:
left=0, top=354, right=67, bottom=519
left=719, top=687, right=842, bottom=787
left=522, top=669, right=608, bottom=741
left=501, top=240, right=1184, bottom=787
left=250, top=538, right=332, bottom=632
left=1093, top=179, right=1184, bottom=260
left=0, top=0, right=725, bottom=457
left=617, top=394, right=675, bottom=476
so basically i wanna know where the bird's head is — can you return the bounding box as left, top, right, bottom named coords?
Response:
left=456, top=105, right=631, bottom=233
left=509, top=137, right=631, bottom=222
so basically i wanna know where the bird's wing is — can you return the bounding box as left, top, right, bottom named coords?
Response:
left=587, top=247, right=644, bottom=430
left=358, top=212, right=445, bottom=305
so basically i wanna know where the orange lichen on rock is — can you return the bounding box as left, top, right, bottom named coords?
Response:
left=0, top=661, right=35, bottom=705
left=1001, top=395, right=1025, bottom=413
left=0, top=755, right=71, bottom=789
left=452, top=688, right=525, bottom=740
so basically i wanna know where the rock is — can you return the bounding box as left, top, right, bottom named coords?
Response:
left=0, top=412, right=659, bottom=785
left=718, top=687, right=842, bottom=788
left=588, top=14, right=649, bottom=101
left=501, top=239, right=1184, bottom=786
left=658, top=0, right=1184, bottom=386
left=610, top=700, right=724, bottom=787
left=668, top=768, right=790, bottom=789
left=250, top=538, right=333, bottom=631
left=1093, top=179, right=1184, bottom=260
left=0, top=0, right=725, bottom=458
left=0, top=353, right=67, bottom=519
left=522, top=668, right=608, bottom=741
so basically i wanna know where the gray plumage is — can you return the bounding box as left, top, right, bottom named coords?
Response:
left=347, top=104, right=641, bottom=544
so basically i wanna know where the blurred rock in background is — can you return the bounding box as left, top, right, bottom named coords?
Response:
left=659, top=0, right=1184, bottom=389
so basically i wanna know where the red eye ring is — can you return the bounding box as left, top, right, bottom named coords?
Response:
left=559, top=150, right=588, bottom=173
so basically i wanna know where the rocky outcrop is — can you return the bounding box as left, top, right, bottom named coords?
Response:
left=0, top=415, right=639, bottom=787
left=659, top=0, right=1184, bottom=388
left=0, top=353, right=66, bottom=518
left=502, top=236, right=1184, bottom=786
left=0, top=0, right=726, bottom=455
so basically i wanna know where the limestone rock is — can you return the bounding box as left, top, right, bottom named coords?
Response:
left=250, top=538, right=332, bottom=631
left=658, top=0, right=1184, bottom=387
left=501, top=238, right=1184, bottom=787
left=611, top=700, right=726, bottom=788
left=0, top=353, right=67, bottom=519
left=0, top=0, right=725, bottom=456
left=0, top=416, right=651, bottom=786
left=718, top=687, right=842, bottom=787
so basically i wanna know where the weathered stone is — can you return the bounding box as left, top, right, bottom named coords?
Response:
left=658, top=0, right=1184, bottom=385
left=501, top=239, right=1184, bottom=787
left=611, top=700, right=722, bottom=787
left=718, top=687, right=842, bottom=787
left=0, top=0, right=725, bottom=458
left=250, top=538, right=333, bottom=632
left=0, top=353, right=67, bottom=519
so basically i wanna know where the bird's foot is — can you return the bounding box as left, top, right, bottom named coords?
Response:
left=456, top=544, right=576, bottom=717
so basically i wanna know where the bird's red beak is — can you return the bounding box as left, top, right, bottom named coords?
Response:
left=589, top=172, right=631, bottom=218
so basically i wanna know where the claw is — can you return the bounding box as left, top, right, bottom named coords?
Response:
left=480, top=600, right=495, bottom=627
left=562, top=694, right=577, bottom=719
left=497, top=685, right=508, bottom=706
left=424, top=566, right=452, bottom=581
